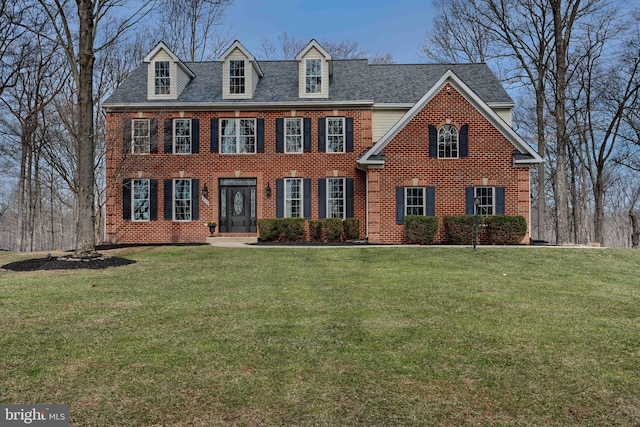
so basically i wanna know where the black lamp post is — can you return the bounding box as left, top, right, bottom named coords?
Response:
left=473, top=196, right=481, bottom=252
left=202, top=183, right=209, bottom=199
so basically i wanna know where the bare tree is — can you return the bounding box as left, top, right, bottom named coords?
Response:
left=156, top=0, right=234, bottom=61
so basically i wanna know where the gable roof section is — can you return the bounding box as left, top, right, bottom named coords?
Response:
left=295, top=39, right=332, bottom=61
left=219, top=40, right=264, bottom=77
left=358, top=69, right=542, bottom=167
left=143, top=41, right=195, bottom=79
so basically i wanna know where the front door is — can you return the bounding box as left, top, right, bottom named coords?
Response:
left=219, top=178, right=257, bottom=233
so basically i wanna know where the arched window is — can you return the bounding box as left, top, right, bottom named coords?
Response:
left=438, top=125, right=458, bottom=158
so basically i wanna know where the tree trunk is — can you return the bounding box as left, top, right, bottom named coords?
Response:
left=630, top=208, right=640, bottom=249
left=75, top=0, right=96, bottom=256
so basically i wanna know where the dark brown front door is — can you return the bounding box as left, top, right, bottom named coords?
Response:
left=219, top=179, right=257, bottom=233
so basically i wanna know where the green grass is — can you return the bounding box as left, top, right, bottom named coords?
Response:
left=1, top=246, right=639, bottom=426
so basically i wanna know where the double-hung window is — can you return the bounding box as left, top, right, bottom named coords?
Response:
left=285, top=118, right=303, bottom=153
left=475, top=187, right=494, bottom=215
left=154, top=61, right=170, bottom=95
left=132, top=179, right=150, bottom=221
left=174, top=179, right=192, bottom=221
left=327, top=118, right=345, bottom=153
left=327, top=178, right=345, bottom=219
left=132, top=119, right=150, bottom=154
left=438, top=125, right=458, bottom=158
left=305, top=59, right=322, bottom=93
left=405, top=187, right=425, bottom=216
left=220, top=118, right=256, bottom=153
left=229, top=60, right=245, bottom=94
left=173, top=119, right=191, bottom=154
left=285, top=178, right=303, bottom=218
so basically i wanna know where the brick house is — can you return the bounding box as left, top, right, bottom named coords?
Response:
left=103, top=39, right=541, bottom=244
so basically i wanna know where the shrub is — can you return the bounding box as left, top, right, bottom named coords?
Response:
left=257, top=219, right=279, bottom=242
left=485, top=215, right=527, bottom=245
left=343, top=218, right=360, bottom=240
left=322, top=218, right=344, bottom=242
left=308, top=220, right=323, bottom=242
left=257, top=218, right=305, bottom=242
left=405, top=216, right=439, bottom=244
left=444, top=215, right=484, bottom=245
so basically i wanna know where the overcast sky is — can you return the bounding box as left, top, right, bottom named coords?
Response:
left=224, top=0, right=436, bottom=63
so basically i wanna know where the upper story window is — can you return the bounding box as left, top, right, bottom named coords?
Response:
left=305, top=59, right=322, bottom=93
left=285, top=118, right=303, bottom=153
left=154, top=61, right=170, bottom=95
left=220, top=118, right=256, bottom=154
left=132, top=119, right=150, bottom=154
left=173, top=179, right=192, bottom=221
left=132, top=179, right=150, bottom=221
left=285, top=178, right=303, bottom=218
left=405, top=187, right=425, bottom=216
left=229, top=60, right=245, bottom=94
left=173, top=119, right=192, bottom=154
left=327, top=118, right=345, bottom=153
left=438, top=125, right=459, bottom=158
left=475, top=187, right=494, bottom=215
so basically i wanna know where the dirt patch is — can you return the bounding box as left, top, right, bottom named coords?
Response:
left=2, top=254, right=136, bottom=271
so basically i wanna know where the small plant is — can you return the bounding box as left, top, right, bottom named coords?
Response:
left=485, top=215, right=527, bottom=245
left=343, top=218, right=360, bottom=240
left=444, top=215, right=483, bottom=245
left=322, top=218, right=344, bottom=242
left=207, top=220, right=217, bottom=226
left=308, top=220, right=323, bottom=242
left=405, top=216, right=439, bottom=244
left=257, top=219, right=279, bottom=242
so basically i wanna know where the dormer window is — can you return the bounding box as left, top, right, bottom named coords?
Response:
left=305, top=59, right=322, bottom=93
left=229, top=60, right=245, bottom=94
left=154, top=61, right=171, bottom=95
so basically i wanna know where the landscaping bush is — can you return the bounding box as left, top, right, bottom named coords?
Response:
left=322, top=218, right=344, bottom=242
left=444, top=215, right=484, bottom=245
left=308, top=220, right=323, bottom=242
left=405, top=216, right=439, bottom=244
left=343, top=218, right=360, bottom=240
left=257, top=218, right=305, bottom=242
left=485, top=215, right=527, bottom=245
left=257, top=219, right=279, bottom=242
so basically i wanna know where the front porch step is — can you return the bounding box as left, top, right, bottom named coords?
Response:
left=207, top=236, right=258, bottom=247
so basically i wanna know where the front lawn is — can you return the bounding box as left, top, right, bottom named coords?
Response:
left=1, top=246, right=639, bottom=426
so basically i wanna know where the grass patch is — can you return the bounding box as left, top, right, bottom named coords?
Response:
left=1, top=247, right=639, bottom=425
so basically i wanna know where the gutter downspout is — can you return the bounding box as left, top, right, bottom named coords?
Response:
left=356, top=161, right=369, bottom=240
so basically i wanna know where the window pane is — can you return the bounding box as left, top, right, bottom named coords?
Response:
left=174, top=119, right=191, bottom=154
left=285, top=178, right=302, bottom=218
left=155, top=61, right=170, bottom=95
left=438, top=125, right=458, bottom=158
left=174, top=179, right=191, bottom=221
left=133, top=179, right=150, bottom=221
left=132, top=119, right=150, bottom=154
left=327, top=178, right=345, bottom=219
left=327, top=118, right=344, bottom=153
left=221, top=119, right=237, bottom=153
left=306, top=59, right=322, bottom=93
left=229, top=60, right=245, bottom=94
left=475, top=187, right=494, bottom=215
left=240, top=119, right=256, bottom=153
left=285, top=118, right=302, bottom=153
left=405, top=187, right=425, bottom=216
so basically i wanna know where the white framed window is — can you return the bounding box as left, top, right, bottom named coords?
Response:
left=220, top=118, right=256, bottom=154
left=475, top=187, right=494, bottom=215
left=285, top=118, right=303, bottom=153
left=229, top=60, right=245, bottom=94
left=438, top=125, right=459, bottom=158
left=132, top=179, right=150, bottom=221
left=405, top=187, right=425, bottom=216
left=174, top=179, right=191, bottom=221
left=285, top=178, right=303, bottom=218
left=305, top=58, right=322, bottom=93
left=326, top=118, right=345, bottom=153
left=132, top=119, right=150, bottom=154
left=154, top=61, right=170, bottom=95
left=327, top=178, right=345, bottom=219
left=173, top=119, right=191, bottom=154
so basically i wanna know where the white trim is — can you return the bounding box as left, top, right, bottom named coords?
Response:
left=295, top=39, right=332, bottom=61
left=103, top=100, right=375, bottom=111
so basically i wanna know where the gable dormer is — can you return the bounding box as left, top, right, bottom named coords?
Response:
left=296, top=40, right=332, bottom=99
left=219, top=41, right=263, bottom=100
left=144, top=42, right=194, bottom=100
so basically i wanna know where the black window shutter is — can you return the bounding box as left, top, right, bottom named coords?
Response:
left=149, top=179, right=158, bottom=220
left=396, top=187, right=405, bottom=225
left=303, top=118, right=311, bottom=152
left=164, top=119, right=173, bottom=153
left=495, top=186, right=505, bottom=214
left=346, top=178, right=354, bottom=217
left=122, top=179, right=131, bottom=220
left=465, top=187, right=475, bottom=215
left=257, top=118, right=265, bottom=153
left=459, top=124, right=469, bottom=157
left=318, top=179, right=326, bottom=219
left=210, top=118, right=219, bottom=153
left=191, top=179, right=199, bottom=220
left=345, top=118, right=354, bottom=152
left=429, top=125, right=437, bottom=158
left=317, top=118, right=326, bottom=152
left=303, top=178, right=312, bottom=219
left=164, top=179, right=173, bottom=220
left=150, top=119, right=158, bottom=153
left=426, top=186, right=436, bottom=216
left=275, top=118, right=284, bottom=153
left=191, top=119, right=200, bottom=153
left=275, top=178, right=284, bottom=218
left=123, top=120, right=132, bottom=154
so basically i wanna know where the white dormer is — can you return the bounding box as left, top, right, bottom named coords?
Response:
left=296, top=40, right=332, bottom=99
left=219, top=41, right=263, bottom=100
left=144, top=42, right=194, bottom=100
